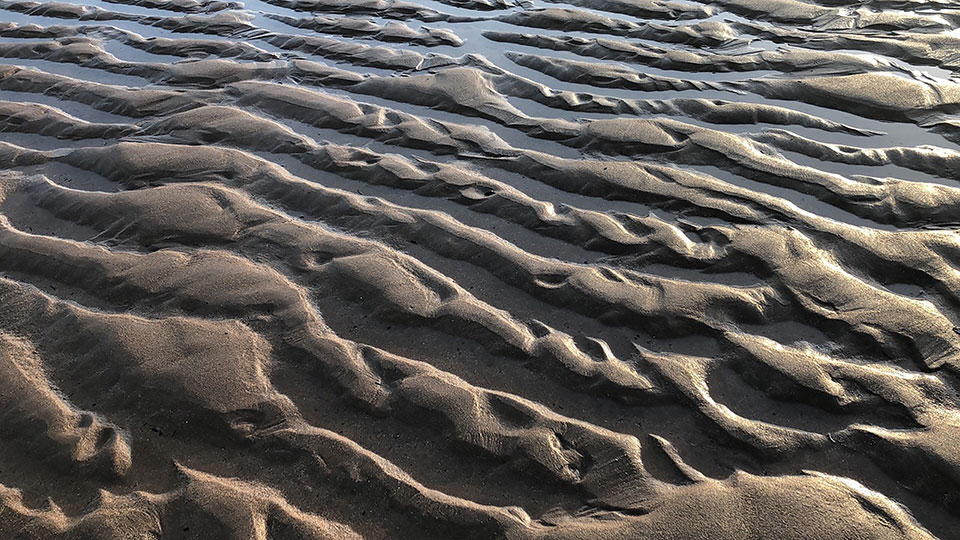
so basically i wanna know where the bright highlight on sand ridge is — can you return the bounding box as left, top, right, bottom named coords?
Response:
left=0, top=0, right=957, bottom=538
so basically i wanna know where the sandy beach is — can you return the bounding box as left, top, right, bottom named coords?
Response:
left=0, top=0, right=957, bottom=538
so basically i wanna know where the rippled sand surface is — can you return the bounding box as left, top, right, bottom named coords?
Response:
left=0, top=0, right=958, bottom=538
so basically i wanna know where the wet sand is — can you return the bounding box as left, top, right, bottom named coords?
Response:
left=0, top=0, right=957, bottom=538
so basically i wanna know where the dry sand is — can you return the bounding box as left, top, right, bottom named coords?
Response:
left=0, top=0, right=957, bottom=538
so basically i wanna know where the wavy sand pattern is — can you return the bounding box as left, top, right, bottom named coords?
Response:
left=0, top=0, right=957, bottom=538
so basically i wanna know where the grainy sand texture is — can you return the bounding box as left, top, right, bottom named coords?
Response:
left=0, top=0, right=957, bottom=538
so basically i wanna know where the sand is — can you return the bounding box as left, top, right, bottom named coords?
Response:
left=0, top=0, right=956, bottom=538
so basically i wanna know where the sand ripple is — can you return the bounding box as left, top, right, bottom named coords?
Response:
left=0, top=0, right=957, bottom=537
